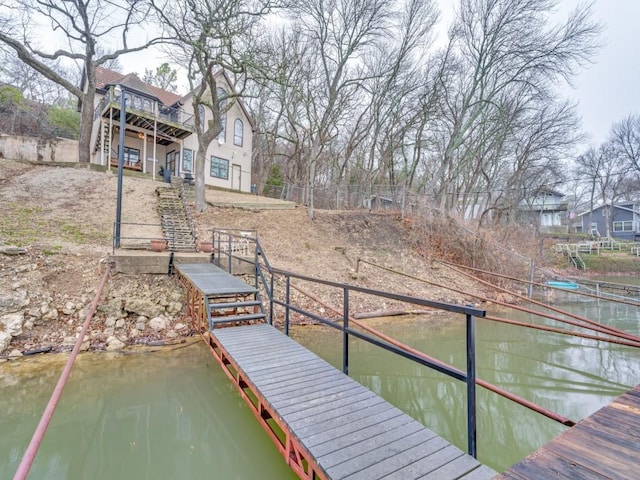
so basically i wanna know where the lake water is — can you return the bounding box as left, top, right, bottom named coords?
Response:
left=0, top=342, right=297, bottom=480
left=1, top=296, right=639, bottom=477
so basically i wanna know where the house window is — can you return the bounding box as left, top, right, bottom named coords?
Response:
left=183, top=149, right=193, bottom=173
left=143, top=99, right=152, bottom=112
left=210, top=156, right=229, bottom=179
left=118, top=146, right=140, bottom=166
left=613, top=221, right=634, bottom=232
left=234, top=119, right=243, bottom=146
left=217, top=87, right=226, bottom=143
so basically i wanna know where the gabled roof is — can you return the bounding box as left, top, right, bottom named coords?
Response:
left=533, top=187, right=565, bottom=198
left=93, top=66, right=254, bottom=127
left=576, top=203, right=640, bottom=217
left=94, top=66, right=182, bottom=107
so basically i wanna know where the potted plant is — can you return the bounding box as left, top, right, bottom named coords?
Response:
left=199, top=241, right=213, bottom=253
left=150, top=238, right=167, bottom=252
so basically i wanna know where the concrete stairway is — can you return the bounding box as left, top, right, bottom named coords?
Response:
left=156, top=183, right=197, bottom=252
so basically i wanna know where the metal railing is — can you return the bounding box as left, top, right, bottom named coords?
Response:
left=112, top=222, right=176, bottom=254
left=210, top=228, right=483, bottom=457
left=97, top=87, right=194, bottom=128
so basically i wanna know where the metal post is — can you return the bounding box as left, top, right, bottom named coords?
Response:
left=285, top=276, right=290, bottom=336
left=528, top=260, right=535, bottom=298
left=228, top=234, right=232, bottom=273
left=466, top=313, right=477, bottom=458
left=114, top=85, right=126, bottom=249
left=269, top=274, right=274, bottom=325
left=343, top=288, right=349, bottom=375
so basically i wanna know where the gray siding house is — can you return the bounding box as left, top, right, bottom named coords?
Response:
left=518, top=189, right=568, bottom=231
left=576, top=203, right=640, bottom=240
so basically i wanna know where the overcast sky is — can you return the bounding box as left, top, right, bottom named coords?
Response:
left=119, top=0, right=638, bottom=149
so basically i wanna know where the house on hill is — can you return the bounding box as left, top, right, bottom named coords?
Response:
left=82, top=66, right=253, bottom=192
left=575, top=203, right=640, bottom=240
left=518, top=188, right=568, bottom=232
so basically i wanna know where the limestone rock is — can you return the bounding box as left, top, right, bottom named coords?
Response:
left=101, top=298, right=124, bottom=318
left=105, top=317, right=116, bottom=328
left=148, top=316, right=169, bottom=331
left=166, top=331, right=178, bottom=339
left=124, top=298, right=163, bottom=318
left=0, top=291, right=29, bottom=311
left=0, top=331, right=11, bottom=353
left=129, top=328, right=140, bottom=339
left=174, top=323, right=187, bottom=331
left=1, top=313, right=24, bottom=337
left=105, top=336, right=125, bottom=351
left=7, top=349, right=23, bottom=358
left=41, top=305, right=59, bottom=321
left=62, top=302, right=76, bottom=315
left=115, top=319, right=125, bottom=329
left=166, top=301, right=183, bottom=315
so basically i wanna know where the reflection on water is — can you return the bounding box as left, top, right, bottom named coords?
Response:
left=291, top=302, right=640, bottom=472
left=0, top=342, right=296, bottom=480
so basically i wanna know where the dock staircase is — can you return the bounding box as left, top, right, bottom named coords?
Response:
left=205, top=291, right=266, bottom=329
left=156, top=180, right=197, bottom=252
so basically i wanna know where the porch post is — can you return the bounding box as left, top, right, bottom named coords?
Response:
left=100, top=118, right=105, bottom=166
left=152, top=118, right=157, bottom=182
left=179, top=139, right=183, bottom=178
left=142, top=132, right=147, bottom=174
left=108, top=97, right=113, bottom=172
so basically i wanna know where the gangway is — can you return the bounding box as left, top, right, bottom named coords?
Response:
left=175, top=262, right=496, bottom=480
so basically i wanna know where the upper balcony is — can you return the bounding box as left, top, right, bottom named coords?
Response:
left=94, top=86, right=194, bottom=144
left=519, top=200, right=569, bottom=212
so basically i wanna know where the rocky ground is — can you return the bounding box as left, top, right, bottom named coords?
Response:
left=0, top=160, right=494, bottom=360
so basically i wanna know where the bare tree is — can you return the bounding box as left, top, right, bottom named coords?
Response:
left=610, top=114, right=640, bottom=172
left=152, top=0, right=273, bottom=211
left=283, top=0, right=438, bottom=218
left=576, top=143, right=632, bottom=237
left=429, top=0, right=600, bottom=212
left=0, top=0, right=162, bottom=162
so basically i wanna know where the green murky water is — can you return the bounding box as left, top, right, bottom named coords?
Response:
left=1, top=297, right=639, bottom=477
left=291, top=299, right=640, bottom=472
left=0, top=343, right=297, bottom=480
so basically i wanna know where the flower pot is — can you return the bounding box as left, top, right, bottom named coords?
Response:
left=150, top=239, right=167, bottom=252
left=199, top=241, right=213, bottom=253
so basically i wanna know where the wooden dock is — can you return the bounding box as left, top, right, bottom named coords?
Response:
left=176, top=263, right=496, bottom=480
left=497, top=384, right=640, bottom=479
left=208, top=323, right=496, bottom=480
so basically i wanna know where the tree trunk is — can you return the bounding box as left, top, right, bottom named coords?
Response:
left=195, top=140, right=207, bottom=212
left=78, top=67, right=96, bottom=163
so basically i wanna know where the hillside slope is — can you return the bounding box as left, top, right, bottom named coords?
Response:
left=0, top=160, right=489, bottom=357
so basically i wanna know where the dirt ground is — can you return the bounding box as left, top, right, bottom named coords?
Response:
left=0, top=160, right=494, bottom=358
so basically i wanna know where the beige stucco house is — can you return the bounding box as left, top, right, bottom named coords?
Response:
left=86, top=66, right=253, bottom=192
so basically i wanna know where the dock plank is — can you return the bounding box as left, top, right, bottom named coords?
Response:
left=210, top=323, right=495, bottom=480
left=498, top=384, right=640, bottom=480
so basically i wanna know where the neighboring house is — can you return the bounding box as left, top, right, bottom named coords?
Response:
left=518, top=188, right=568, bottom=231
left=575, top=203, right=640, bottom=240
left=83, top=66, right=253, bottom=192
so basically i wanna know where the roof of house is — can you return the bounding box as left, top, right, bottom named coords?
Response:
left=534, top=187, right=565, bottom=197
left=576, top=203, right=640, bottom=218
left=94, top=66, right=183, bottom=107
left=93, top=66, right=253, bottom=128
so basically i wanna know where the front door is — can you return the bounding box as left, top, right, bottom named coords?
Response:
left=231, top=164, right=241, bottom=191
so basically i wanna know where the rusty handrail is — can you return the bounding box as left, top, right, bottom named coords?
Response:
left=13, top=262, right=113, bottom=480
